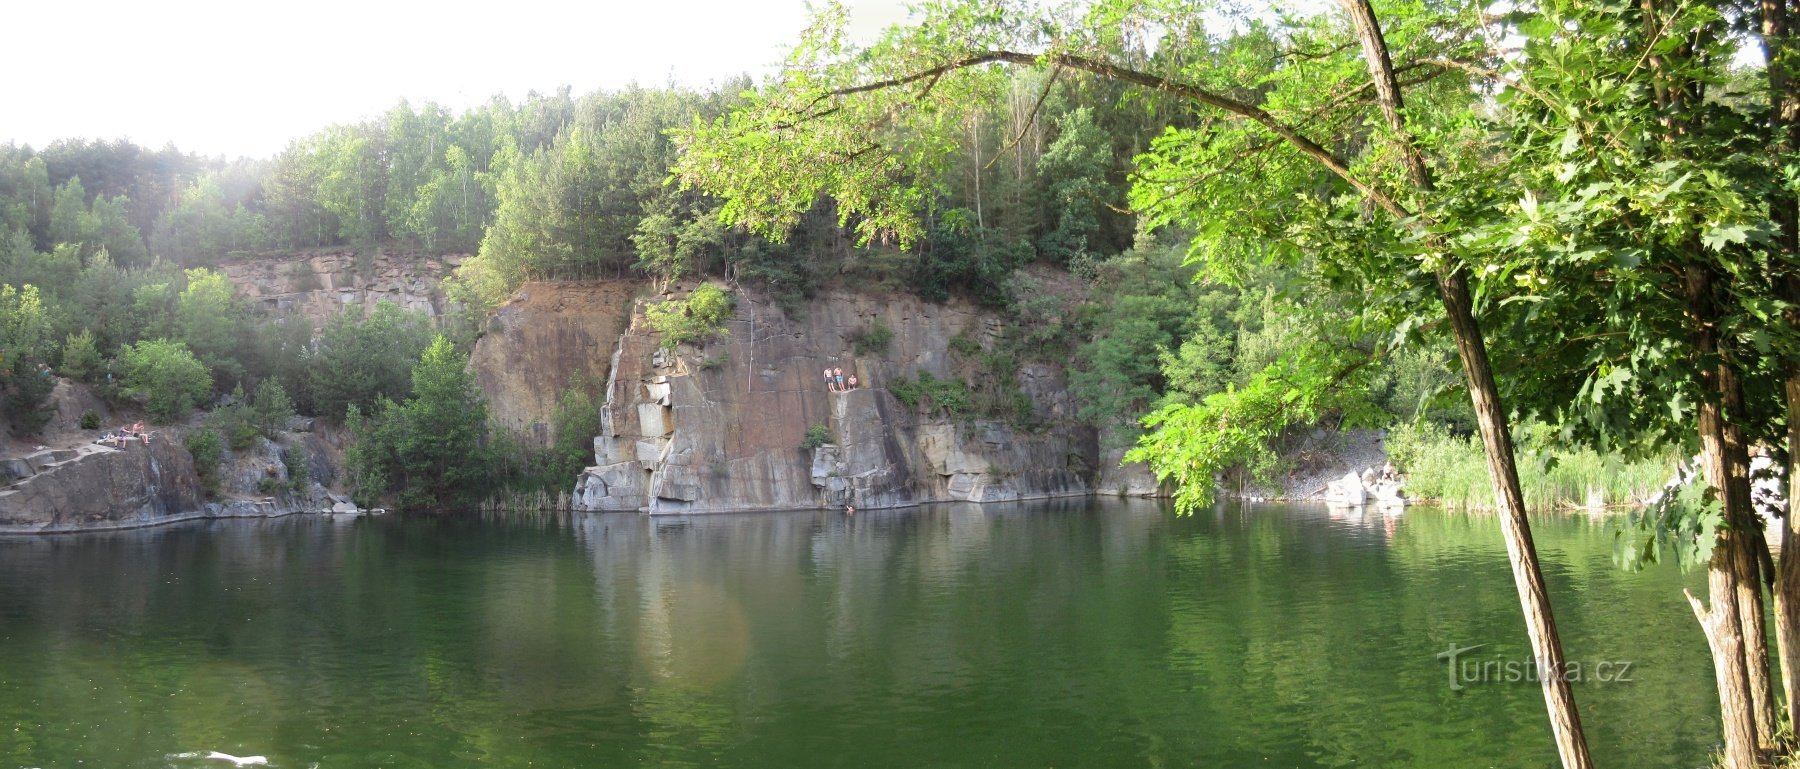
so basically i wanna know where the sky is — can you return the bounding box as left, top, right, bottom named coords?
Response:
left=6, top=0, right=910, bottom=161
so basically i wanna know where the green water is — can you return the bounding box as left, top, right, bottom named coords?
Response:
left=0, top=500, right=1717, bottom=768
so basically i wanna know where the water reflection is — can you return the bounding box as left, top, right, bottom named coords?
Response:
left=0, top=500, right=1716, bottom=768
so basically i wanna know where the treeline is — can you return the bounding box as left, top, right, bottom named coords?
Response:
left=0, top=52, right=1463, bottom=508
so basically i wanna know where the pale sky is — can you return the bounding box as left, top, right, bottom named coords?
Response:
left=7, top=0, right=910, bottom=160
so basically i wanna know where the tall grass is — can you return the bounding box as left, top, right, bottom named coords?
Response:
left=1386, top=422, right=1677, bottom=511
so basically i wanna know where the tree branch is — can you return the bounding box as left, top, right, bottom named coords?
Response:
left=812, top=49, right=1413, bottom=220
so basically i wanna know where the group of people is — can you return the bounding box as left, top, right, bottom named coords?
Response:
left=823, top=367, right=858, bottom=392
left=96, top=422, right=151, bottom=448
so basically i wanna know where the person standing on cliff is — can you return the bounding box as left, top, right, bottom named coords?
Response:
left=834, top=368, right=845, bottom=391
left=824, top=367, right=836, bottom=392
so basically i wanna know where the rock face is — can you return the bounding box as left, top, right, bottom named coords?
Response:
left=468, top=282, right=639, bottom=445
left=0, top=436, right=203, bottom=531
left=219, top=249, right=461, bottom=329
left=0, top=429, right=353, bottom=533
left=574, top=286, right=1103, bottom=513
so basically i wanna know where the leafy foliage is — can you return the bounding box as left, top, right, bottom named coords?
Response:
left=119, top=339, right=212, bottom=423
left=345, top=337, right=492, bottom=510
left=184, top=427, right=224, bottom=497
left=849, top=322, right=894, bottom=357
left=308, top=301, right=434, bottom=420
left=645, top=284, right=735, bottom=349
left=889, top=370, right=970, bottom=417
left=802, top=423, right=833, bottom=451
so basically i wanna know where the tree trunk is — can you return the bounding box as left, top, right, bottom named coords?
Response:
left=1723, top=364, right=1777, bottom=749
left=1781, top=376, right=1800, bottom=727
left=1440, top=270, right=1595, bottom=769
left=1691, top=548, right=1762, bottom=769
left=1686, top=264, right=1764, bottom=768
left=1763, top=0, right=1800, bottom=735
left=1337, top=1, right=1594, bottom=765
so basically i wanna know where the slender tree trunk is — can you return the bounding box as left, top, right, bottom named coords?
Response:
left=1686, top=264, right=1764, bottom=769
left=1781, top=376, right=1800, bottom=728
left=1440, top=270, right=1595, bottom=769
left=1763, top=0, right=1800, bottom=735
left=1335, top=1, right=1593, bottom=766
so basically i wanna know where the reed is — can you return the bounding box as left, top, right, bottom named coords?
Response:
left=1386, top=422, right=1676, bottom=511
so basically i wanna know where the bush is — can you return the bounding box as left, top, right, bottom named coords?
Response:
left=207, top=397, right=262, bottom=451
left=948, top=331, right=982, bottom=358
left=550, top=382, right=600, bottom=482
left=802, top=423, right=832, bottom=450
left=282, top=441, right=311, bottom=492
left=185, top=427, right=224, bottom=496
left=850, top=322, right=894, bottom=357
left=79, top=409, right=100, bottom=430
left=120, top=339, right=213, bottom=423
left=646, top=284, right=735, bottom=349
left=889, top=370, right=968, bottom=416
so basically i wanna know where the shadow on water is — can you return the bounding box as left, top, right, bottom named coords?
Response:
left=0, top=499, right=1714, bottom=768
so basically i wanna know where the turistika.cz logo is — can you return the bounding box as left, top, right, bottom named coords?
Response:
left=1436, top=643, right=1635, bottom=691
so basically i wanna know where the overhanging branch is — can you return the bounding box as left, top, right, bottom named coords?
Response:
left=813, top=49, right=1415, bottom=220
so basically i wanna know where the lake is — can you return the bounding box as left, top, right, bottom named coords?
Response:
left=0, top=500, right=1717, bottom=768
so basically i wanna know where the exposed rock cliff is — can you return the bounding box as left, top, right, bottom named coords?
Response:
left=574, top=286, right=1103, bottom=513
left=220, top=249, right=461, bottom=328
left=468, top=282, right=638, bottom=443
left=0, top=423, right=354, bottom=533
left=0, top=436, right=204, bottom=531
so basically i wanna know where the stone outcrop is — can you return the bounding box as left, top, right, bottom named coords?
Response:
left=220, top=249, right=461, bottom=329
left=0, top=428, right=357, bottom=533
left=574, top=285, right=1106, bottom=514
left=0, top=436, right=202, bottom=531
left=468, top=282, right=639, bottom=444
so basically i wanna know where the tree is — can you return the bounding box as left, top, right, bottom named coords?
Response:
left=348, top=336, right=491, bottom=509
left=671, top=3, right=1594, bottom=765
left=1451, top=1, right=1792, bottom=763
left=1035, top=107, right=1113, bottom=265
left=58, top=331, right=101, bottom=382
left=309, top=301, right=434, bottom=420
left=119, top=339, right=212, bottom=423
left=176, top=268, right=241, bottom=385
left=47, top=177, right=88, bottom=247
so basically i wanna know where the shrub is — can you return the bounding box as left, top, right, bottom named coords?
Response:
left=207, top=396, right=261, bottom=451
left=185, top=427, right=224, bottom=496
left=889, top=370, right=968, bottom=416
left=802, top=423, right=832, bottom=450
left=120, top=339, right=213, bottom=423
left=282, top=441, right=311, bottom=492
left=850, top=322, right=894, bottom=357
left=79, top=409, right=100, bottom=430
left=948, top=331, right=982, bottom=358
left=646, top=284, right=735, bottom=349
